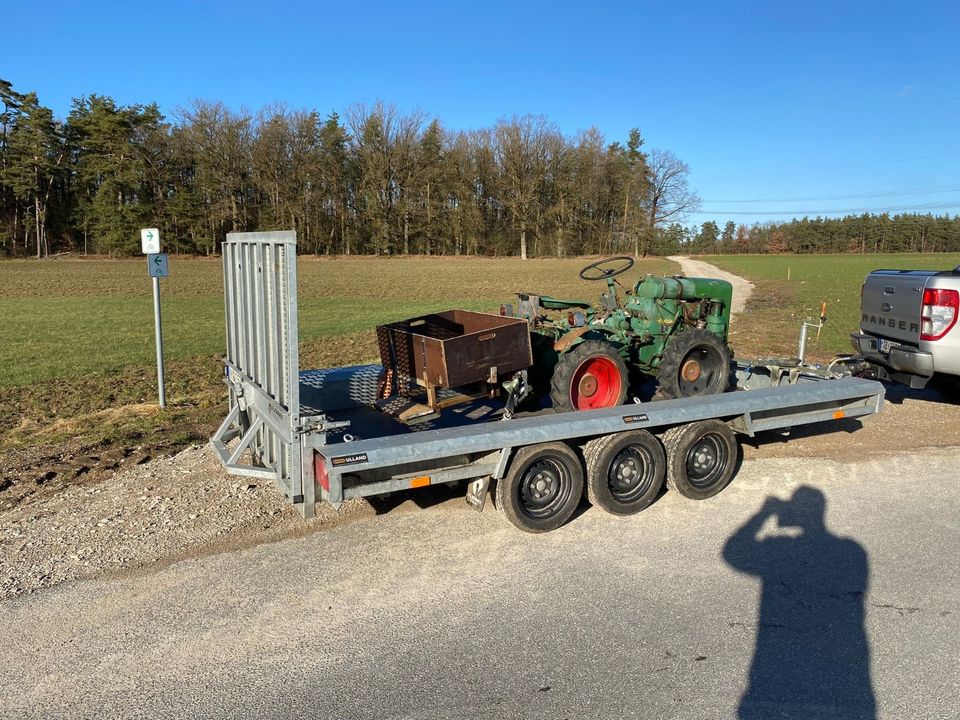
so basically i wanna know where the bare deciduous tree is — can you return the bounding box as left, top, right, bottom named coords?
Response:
left=646, top=148, right=701, bottom=230
left=346, top=102, right=424, bottom=254
left=0, top=77, right=738, bottom=258
left=494, top=115, right=558, bottom=260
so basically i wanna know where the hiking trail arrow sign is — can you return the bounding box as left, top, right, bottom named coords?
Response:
left=141, top=228, right=160, bottom=254
left=147, top=253, right=169, bottom=278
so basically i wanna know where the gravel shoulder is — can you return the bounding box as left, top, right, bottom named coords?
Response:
left=0, top=444, right=373, bottom=598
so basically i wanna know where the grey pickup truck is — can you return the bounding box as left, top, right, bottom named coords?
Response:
left=851, top=266, right=960, bottom=388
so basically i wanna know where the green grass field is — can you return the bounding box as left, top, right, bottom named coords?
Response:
left=0, top=255, right=676, bottom=390
left=0, top=254, right=672, bottom=492
left=702, top=253, right=960, bottom=359
left=2, top=251, right=958, bottom=496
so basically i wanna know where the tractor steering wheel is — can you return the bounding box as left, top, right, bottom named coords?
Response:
left=579, top=256, right=635, bottom=281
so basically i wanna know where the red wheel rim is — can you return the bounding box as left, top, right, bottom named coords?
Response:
left=570, top=356, right=622, bottom=410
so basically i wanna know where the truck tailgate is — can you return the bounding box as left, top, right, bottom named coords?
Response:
left=860, top=270, right=932, bottom=343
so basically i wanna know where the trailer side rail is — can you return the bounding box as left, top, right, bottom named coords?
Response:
left=308, top=375, right=883, bottom=506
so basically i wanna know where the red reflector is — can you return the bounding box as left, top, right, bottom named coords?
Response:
left=314, top=452, right=330, bottom=492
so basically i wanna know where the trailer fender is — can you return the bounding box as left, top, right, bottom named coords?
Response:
left=494, top=446, right=514, bottom=479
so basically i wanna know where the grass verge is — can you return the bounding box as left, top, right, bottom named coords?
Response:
left=702, top=253, right=960, bottom=360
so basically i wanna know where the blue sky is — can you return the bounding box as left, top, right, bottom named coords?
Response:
left=5, top=1, right=959, bottom=228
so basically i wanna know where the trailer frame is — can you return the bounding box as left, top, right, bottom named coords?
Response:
left=211, top=231, right=885, bottom=526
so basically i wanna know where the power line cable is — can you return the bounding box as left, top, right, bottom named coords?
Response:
left=702, top=183, right=960, bottom=204
left=695, top=152, right=947, bottom=182
left=697, top=200, right=960, bottom=217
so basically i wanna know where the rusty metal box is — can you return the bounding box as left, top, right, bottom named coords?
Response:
left=376, top=310, right=533, bottom=391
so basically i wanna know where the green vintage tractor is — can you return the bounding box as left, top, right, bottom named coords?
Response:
left=508, top=256, right=734, bottom=411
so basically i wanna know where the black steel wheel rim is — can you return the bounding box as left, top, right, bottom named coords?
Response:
left=685, top=434, right=728, bottom=488
left=678, top=346, right=725, bottom=396
left=518, top=458, right=571, bottom=519
left=607, top=446, right=656, bottom=502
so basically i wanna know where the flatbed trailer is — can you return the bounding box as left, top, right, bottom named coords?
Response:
left=211, top=231, right=885, bottom=532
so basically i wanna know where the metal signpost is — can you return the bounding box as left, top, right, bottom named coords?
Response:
left=141, top=228, right=167, bottom=408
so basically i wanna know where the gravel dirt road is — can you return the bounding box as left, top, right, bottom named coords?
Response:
left=2, top=448, right=958, bottom=719
left=668, top=255, right=755, bottom=313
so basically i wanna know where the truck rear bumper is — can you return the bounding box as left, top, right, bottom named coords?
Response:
left=850, top=333, right=935, bottom=379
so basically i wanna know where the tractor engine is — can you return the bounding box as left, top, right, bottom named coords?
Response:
left=624, top=276, right=733, bottom=341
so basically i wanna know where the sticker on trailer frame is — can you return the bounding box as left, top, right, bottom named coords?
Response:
left=622, top=413, right=650, bottom=424
left=331, top=453, right=369, bottom=467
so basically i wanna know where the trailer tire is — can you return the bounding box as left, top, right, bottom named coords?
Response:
left=496, top=442, right=584, bottom=533
left=655, top=328, right=732, bottom=400
left=550, top=340, right=629, bottom=412
left=662, top=420, right=738, bottom=500
left=583, top=430, right=665, bottom=515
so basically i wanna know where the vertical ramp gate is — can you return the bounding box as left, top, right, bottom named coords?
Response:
left=211, top=231, right=305, bottom=506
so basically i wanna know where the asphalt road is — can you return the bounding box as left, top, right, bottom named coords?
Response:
left=2, top=448, right=959, bottom=720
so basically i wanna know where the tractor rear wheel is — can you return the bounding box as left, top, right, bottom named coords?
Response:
left=655, top=328, right=732, bottom=400
left=550, top=340, right=629, bottom=412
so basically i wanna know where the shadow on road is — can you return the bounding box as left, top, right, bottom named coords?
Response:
left=741, top=417, right=866, bottom=450
left=881, top=377, right=958, bottom=406
left=366, top=482, right=465, bottom=514
left=723, top=486, right=876, bottom=720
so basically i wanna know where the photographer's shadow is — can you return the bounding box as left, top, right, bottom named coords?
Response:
left=723, top=487, right=876, bottom=720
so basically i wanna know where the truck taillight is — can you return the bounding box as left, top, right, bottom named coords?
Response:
left=920, top=288, right=959, bottom=341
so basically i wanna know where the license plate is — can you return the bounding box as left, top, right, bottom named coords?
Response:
left=878, top=338, right=899, bottom=354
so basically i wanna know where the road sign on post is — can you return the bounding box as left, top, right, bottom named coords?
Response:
left=141, top=228, right=160, bottom=254
left=141, top=230, right=167, bottom=408
left=148, top=252, right=169, bottom=278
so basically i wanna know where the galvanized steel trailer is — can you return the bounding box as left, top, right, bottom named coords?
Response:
left=211, top=231, right=885, bottom=532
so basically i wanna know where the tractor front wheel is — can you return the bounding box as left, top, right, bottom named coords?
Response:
left=550, top=340, right=629, bottom=412
left=655, top=328, right=732, bottom=400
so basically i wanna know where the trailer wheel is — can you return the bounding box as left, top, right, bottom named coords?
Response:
left=662, top=420, right=738, bottom=500
left=655, top=328, right=732, bottom=400
left=496, top=442, right=584, bottom=533
left=583, top=430, right=665, bottom=515
left=550, top=340, right=629, bottom=412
